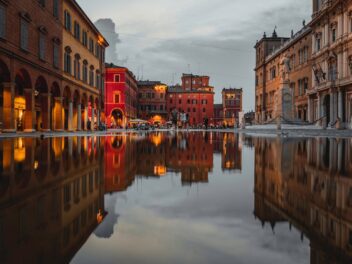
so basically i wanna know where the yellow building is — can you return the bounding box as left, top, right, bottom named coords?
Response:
left=61, top=0, right=109, bottom=131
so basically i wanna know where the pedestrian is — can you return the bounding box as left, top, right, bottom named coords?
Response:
left=171, top=108, right=178, bottom=130
left=204, top=116, right=209, bottom=130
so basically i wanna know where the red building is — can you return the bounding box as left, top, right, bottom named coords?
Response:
left=137, top=81, right=168, bottom=125
left=105, top=64, right=138, bottom=128
left=166, top=74, right=214, bottom=126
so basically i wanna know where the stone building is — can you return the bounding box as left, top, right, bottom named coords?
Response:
left=105, top=64, right=138, bottom=128
left=0, top=0, right=108, bottom=133
left=62, top=0, right=108, bottom=131
left=309, top=0, right=352, bottom=128
left=166, top=74, right=214, bottom=126
left=137, top=81, right=168, bottom=125
left=254, top=28, right=312, bottom=124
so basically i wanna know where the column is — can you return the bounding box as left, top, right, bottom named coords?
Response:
left=317, top=94, right=322, bottom=118
left=91, top=108, right=95, bottom=131
left=97, top=109, right=100, bottom=126
left=344, top=12, right=349, bottom=35
left=41, top=93, right=51, bottom=131
left=324, top=24, right=329, bottom=47
left=338, top=89, right=343, bottom=121
left=84, top=106, right=88, bottom=130
left=338, top=52, right=343, bottom=79
left=2, top=82, right=15, bottom=132
left=330, top=91, right=335, bottom=125
left=53, top=97, right=63, bottom=131
left=308, top=97, right=312, bottom=122
left=343, top=50, right=347, bottom=78
left=77, top=104, right=82, bottom=131
left=338, top=14, right=343, bottom=38
left=68, top=101, right=73, bottom=131
left=24, top=88, right=35, bottom=132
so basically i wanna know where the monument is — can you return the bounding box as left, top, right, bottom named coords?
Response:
left=275, top=54, right=294, bottom=123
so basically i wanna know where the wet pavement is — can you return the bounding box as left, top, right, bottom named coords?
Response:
left=0, top=132, right=351, bottom=263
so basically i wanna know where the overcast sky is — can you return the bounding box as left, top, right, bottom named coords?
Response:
left=77, top=0, right=311, bottom=111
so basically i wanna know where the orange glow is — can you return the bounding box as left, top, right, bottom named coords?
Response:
left=150, top=133, right=162, bottom=146
left=154, top=165, right=166, bottom=176
left=98, top=35, right=104, bottom=45
left=154, top=85, right=167, bottom=92
left=34, top=161, right=39, bottom=170
left=14, top=138, right=26, bottom=162
left=97, top=209, right=104, bottom=224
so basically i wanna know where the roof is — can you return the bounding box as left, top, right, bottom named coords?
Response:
left=222, top=88, right=243, bottom=93
left=167, top=86, right=214, bottom=94
left=105, top=63, right=137, bottom=81
left=182, top=73, right=209, bottom=78
left=70, top=0, right=109, bottom=47
left=137, top=80, right=166, bottom=86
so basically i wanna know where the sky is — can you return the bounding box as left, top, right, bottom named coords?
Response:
left=77, top=0, right=311, bottom=111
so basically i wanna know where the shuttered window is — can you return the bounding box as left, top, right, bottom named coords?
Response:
left=20, top=19, right=29, bottom=51
left=53, top=0, right=59, bottom=18
left=39, top=33, right=46, bottom=60
left=53, top=43, right=59, bottom=68
left=0, top=5, right=5, bottom=39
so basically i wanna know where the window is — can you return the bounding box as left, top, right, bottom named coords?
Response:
left=38, top=0, right=45, bottom=7
left=332, top=28, right=336, bottom=42
left=20, top=19, right=29, bottom=51
left=83, top=62, right=88, bottom=83
left=270, top=67, right=276, bottom=79
left=114, top=74, right=120, bottom=83
left=160, top=105, right=163, bottom=111
left=53, top=0, right=59, bottom=18
left=316, top=37, right=321, bottom=52
left=89, top=38, right=94, bottom=52
left=53, top=43, right=59, bottom=68
left=39, top=33, right=46, bottom=60
left=0, top=5, right=6, bottom=39
left=96, top=73, right=100, bottom=89
left=74, top=21, right=80, bottom=40
left=193, top=108, right=196, bottom=113
left=64, top=10, right=71, bottom=31
left=74, top=58, right=81, bottom=79
left=203, top=108, right=206, bottom=113
left=170, top=99, right=173, bottom=104
left=82, top=31, right=87, bottom=46
left=89, top=67, right=94, bottom=86
left=64, top=51, right=71, bottom=74
left=179, top=99, right=182, bottom=104
left=95, top=43, right=100, bottom=58
left=114, top=93, right=120, bottom=103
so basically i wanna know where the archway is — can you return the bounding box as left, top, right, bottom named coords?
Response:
left=15, top=69, right=32, bottom=131
left=34, top=76, right=49, bottom=130
left=111, top=109, right=124, bottom=128
left=51, top=82, right=62, bottom=130
left=323, top=95, right=331, bottom=125
left=88, top=95, right=94, bottom=130
left=63, top=86, right=71, bottom=131
left=0, top=60, right=10, bottom=131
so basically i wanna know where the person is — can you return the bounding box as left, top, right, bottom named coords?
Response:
left=204, top=116, right=209, bottom=130
left=185, top=113, right=190, bottom=130
left=171, top=108, right=178, bottom=130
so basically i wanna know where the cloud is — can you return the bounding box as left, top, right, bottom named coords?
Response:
left=78, top=0, right=312, bottom=110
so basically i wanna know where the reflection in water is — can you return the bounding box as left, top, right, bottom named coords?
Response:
left=0, top=132, right=241, bottom=263
left=2, top=133, right=352, bottom=263
left=0, top=137, right=106, bottom=264
left=253, top=137, right=352, bottom=264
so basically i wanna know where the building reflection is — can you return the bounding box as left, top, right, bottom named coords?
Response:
left=104, top=131, right=243, bottom=191
left=253, top=137, right=352, bottom=263
left=0, top=136, right=106, bottom=264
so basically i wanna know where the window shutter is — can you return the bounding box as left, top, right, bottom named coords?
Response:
left=0, top=6, right=5, bottom=39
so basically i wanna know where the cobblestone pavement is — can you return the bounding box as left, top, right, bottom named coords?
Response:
left=0, top=126, right=351, bottom=138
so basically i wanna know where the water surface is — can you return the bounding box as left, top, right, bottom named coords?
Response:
left=0, top=132, right=351, bottom=263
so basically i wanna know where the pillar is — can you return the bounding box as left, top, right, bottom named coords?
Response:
left=91, top=108, right=95, bottom=131
left=41, top=93, right=51, bottom=131
left=2, top=82, right=15, bottom=132
left=338, top=89, right=343, bottom=121
left=317, top=94, right=322, bottom=118
left=53, top=97, right=63, bottom=131
left=84, top=106, right=88, bottom=131
left=308, top=97, right=312, bottom=122
left=24, top=88, right=35, bottom=132
left=77, top=104, right=82, bottom=131
left=330, top=91, right=335, bottom=125
left=68, top=101, right=73, bottom=131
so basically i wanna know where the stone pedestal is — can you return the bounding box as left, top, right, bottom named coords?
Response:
left=276, top=80, right=294, bottom=122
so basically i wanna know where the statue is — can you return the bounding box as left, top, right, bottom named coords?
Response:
left=280, top=55, right=291, bottom=81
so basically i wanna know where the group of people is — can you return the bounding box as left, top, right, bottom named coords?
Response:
left=170, top=109, right=209, bottom=130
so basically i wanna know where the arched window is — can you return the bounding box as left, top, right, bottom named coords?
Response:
left=74, top=54, right=81, bottom=80
left=89, top=65, right=94, bottom=86
left=64, top=47, right=72, bottom=74
left=82, top=60, right=88, bottom=83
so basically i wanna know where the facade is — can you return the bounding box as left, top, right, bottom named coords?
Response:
left=105, top=64, right=138, bottom=128
left=222, top=88, right=243, bottom=126
left=308, top=0, right=352, bottom=128
left=0, top=0, right=63, bottom=132
left=213, top=104, right=224, bottom=125
left=137, top=81, right=168, bottom=125
left=254, top=28, right=312, bottom=124
left=62, top=0, right=108, bottom=131
left=0, top=0, right=108, bottom=133
left=166, top=74, right=214, bottom=126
